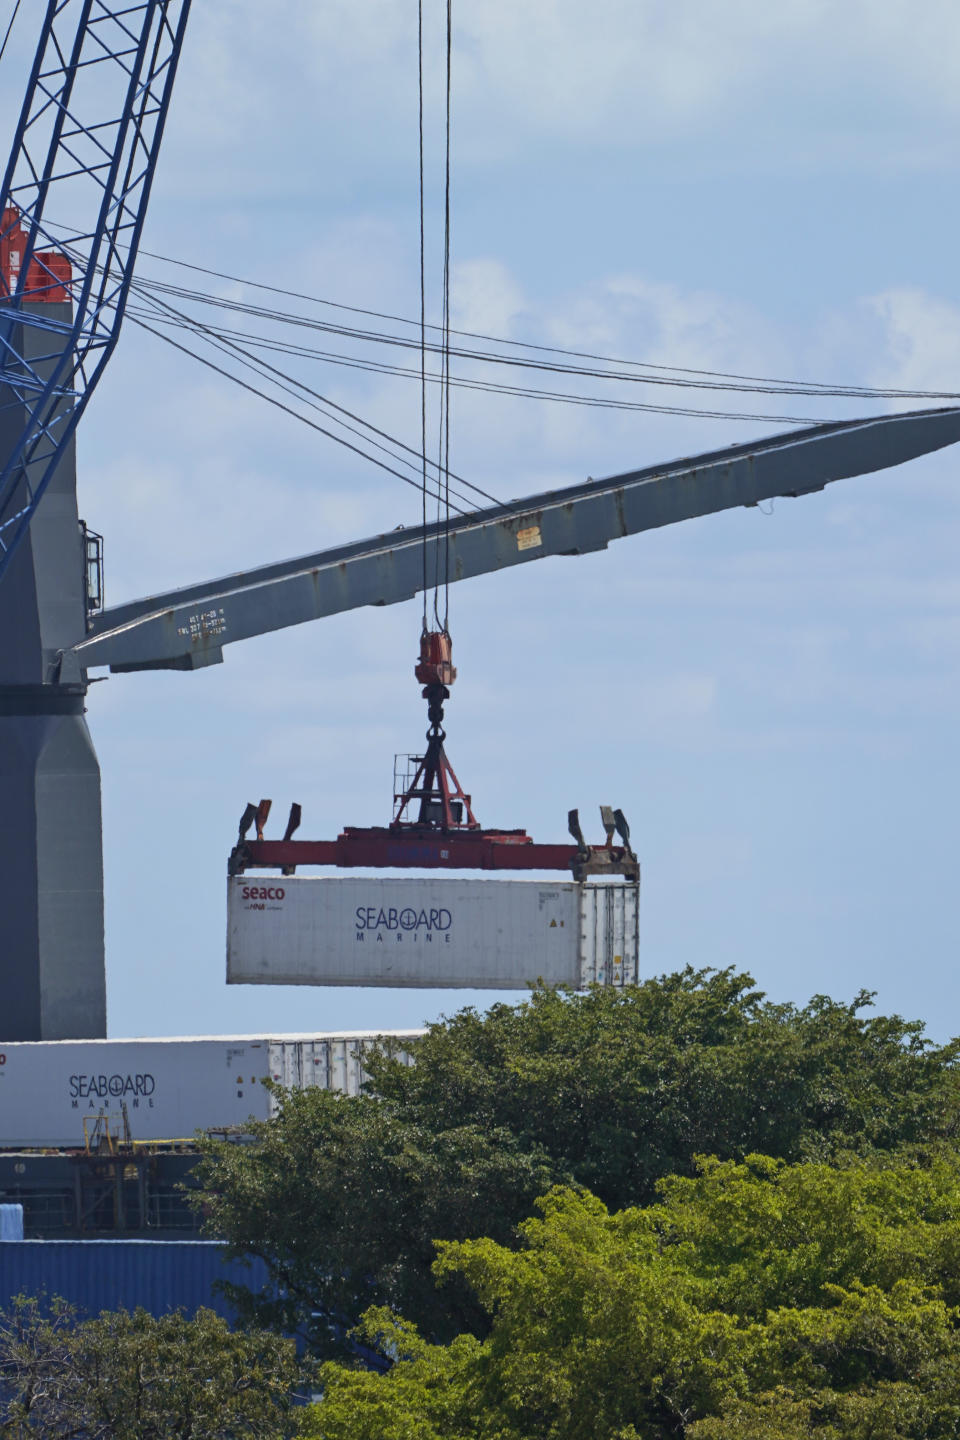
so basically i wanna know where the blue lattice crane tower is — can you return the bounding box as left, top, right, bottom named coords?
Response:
left=0, top=2, right=191, bottom=1038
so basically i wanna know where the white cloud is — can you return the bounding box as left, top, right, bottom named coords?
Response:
left=451, top=258, right=527, bottom=338
left=108, top=0, right=960, bottom=202
left=866, top=288, right=960, bottom=396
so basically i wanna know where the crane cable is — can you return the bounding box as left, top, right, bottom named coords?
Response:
left=30, top=214, right=960, bottom=406
left=440, top=0, right=453, bottom=632
left=32, top=217, right=960, bottom=411
left=421, top=0, right=455, bottom=635
left=0, top=0, right=21, bottom=67
left=119, top=266, right=960, bottom=404
left=119, top=298, right=826, bottom=424
left=418, top=0, right=429, bottom=631
left=58, top=236, right=498, bottom=515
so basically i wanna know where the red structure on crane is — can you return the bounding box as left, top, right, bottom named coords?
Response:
left=397, top=628, right=477, bottom=833
left=0, top=205, right=72, bottom=303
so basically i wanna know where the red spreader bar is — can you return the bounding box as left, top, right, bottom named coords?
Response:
left=239, top=826, right=578, bottom=873
left=229, top=804, right=638, bottom=881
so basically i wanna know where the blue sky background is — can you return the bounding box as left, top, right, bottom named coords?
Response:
left=4, top=1, right=960, bottom=1040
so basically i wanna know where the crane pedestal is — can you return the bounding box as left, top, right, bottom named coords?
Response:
left=0, top=702, right=104, bottom=1039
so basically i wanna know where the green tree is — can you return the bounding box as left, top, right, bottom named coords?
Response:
left=194, top=1087, right=558, bottom=1355
left=364, top=970, right=960, bottom=1208
left=195, top=970, right=960, bottom=1355
left=306, top=1155, right=960, bottom=1440
left=0, top=1299, right=301, bottom=1438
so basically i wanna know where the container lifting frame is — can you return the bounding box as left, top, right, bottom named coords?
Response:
left=228, top=633, right=639, bottom=883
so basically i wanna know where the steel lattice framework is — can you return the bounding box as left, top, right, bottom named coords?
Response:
left=0, top=0, right=191, bottom=585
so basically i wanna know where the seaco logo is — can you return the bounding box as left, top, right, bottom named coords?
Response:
left=69, top=1073, right=156, bottom=1110
left=355, top=904, right=452, bottom=944
left=241, top=885, right=285, bottom=912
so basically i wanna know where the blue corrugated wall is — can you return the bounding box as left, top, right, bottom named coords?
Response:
left=0, top=1241, right=269, bottom=1324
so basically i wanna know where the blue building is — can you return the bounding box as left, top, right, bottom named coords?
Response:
left=0, top=1235, right=269, bottom=1325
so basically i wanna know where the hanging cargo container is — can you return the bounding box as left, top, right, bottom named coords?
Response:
left=226, top=875, right=639, bottom=989
left=0, top=1031, right=421, bottom=1151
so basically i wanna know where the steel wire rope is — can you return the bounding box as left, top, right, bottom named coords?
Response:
left=123, top=301, right=824, bottom=424
left=40, top=233, right=955, bottom=458
left=118, top=249, right=960, bottom=403
left=418, top=0, right=429, bottom=631
left=419, top=0, right=455, bottom=633
left=52, top=215, right=498, bottom=511
left=0, top=0, right=21, bottom=67
left=55, top=226, right=506, bottom=512
left=119, top=272, right=960, bottom=403
left=128, top=281, right=427, bottom=481
left=123, top=300, right=824, bottom=422
left=35, top=212, right=948, bottom=403
left=440, top=0, right=453, bottom=630
left=0, top=0, right=20, bottom=67
left=128, top=276, right=496, bottom=512
left=430, top=12, right=447, bottom=629
left=34, top=213, right=957, bottom=402
left=127, top=308, right=475, bottom=516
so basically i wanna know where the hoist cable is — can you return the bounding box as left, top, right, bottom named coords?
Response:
left=431, top=0, right=454, bottom=631
left=440, top=0, right=453, bottom=630
left=418, top=0, right=429, bottom=631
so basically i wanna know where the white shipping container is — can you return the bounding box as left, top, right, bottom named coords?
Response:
left=227, top=876, right=639, bottom=989
left=0, top=1032, right=422, bottom=1151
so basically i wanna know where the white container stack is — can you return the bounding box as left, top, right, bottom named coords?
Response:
left=0, top=1032, right=422, bottom=1150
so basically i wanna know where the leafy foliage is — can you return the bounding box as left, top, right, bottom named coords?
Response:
left=307, top=1155, right=960, bottom=1439
left=194, top=1088, right=558, bottom=1356
left=0, top=1298, right=301, bottom=1437
left=365, top=970, right=960, bottom=1208
left=195, top=969, right=960, bottom=1354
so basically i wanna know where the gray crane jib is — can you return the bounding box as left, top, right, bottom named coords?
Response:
left=67, top=406, right=960, bottom=677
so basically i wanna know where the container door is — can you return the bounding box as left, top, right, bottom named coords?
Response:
left=265, top=1042, right=298, bottom=1118
left=578, top=884, right=640, bottom=987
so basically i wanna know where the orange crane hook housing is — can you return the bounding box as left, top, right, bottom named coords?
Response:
left=415, top=629, right=457, bottom=689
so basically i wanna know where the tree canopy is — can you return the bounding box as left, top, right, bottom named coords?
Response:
left=0, top=1300, right=301, bottom=1438
left=195, top=968, right=960, bottom=1356
left=363, top=969, right=960, bottom=1205
left=305, top=1153, right=960, bottom=1439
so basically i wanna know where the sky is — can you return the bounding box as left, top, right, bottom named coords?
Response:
left=4, top=0, right=960, bottom=1041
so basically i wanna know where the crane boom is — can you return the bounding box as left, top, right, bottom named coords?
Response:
left=69, top=405, right=960, bottom=674
left=0, top=0, right=191, bottom=585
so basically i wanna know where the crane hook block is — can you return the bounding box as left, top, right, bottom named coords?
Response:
left=415, top=630, right=457, bottom=689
